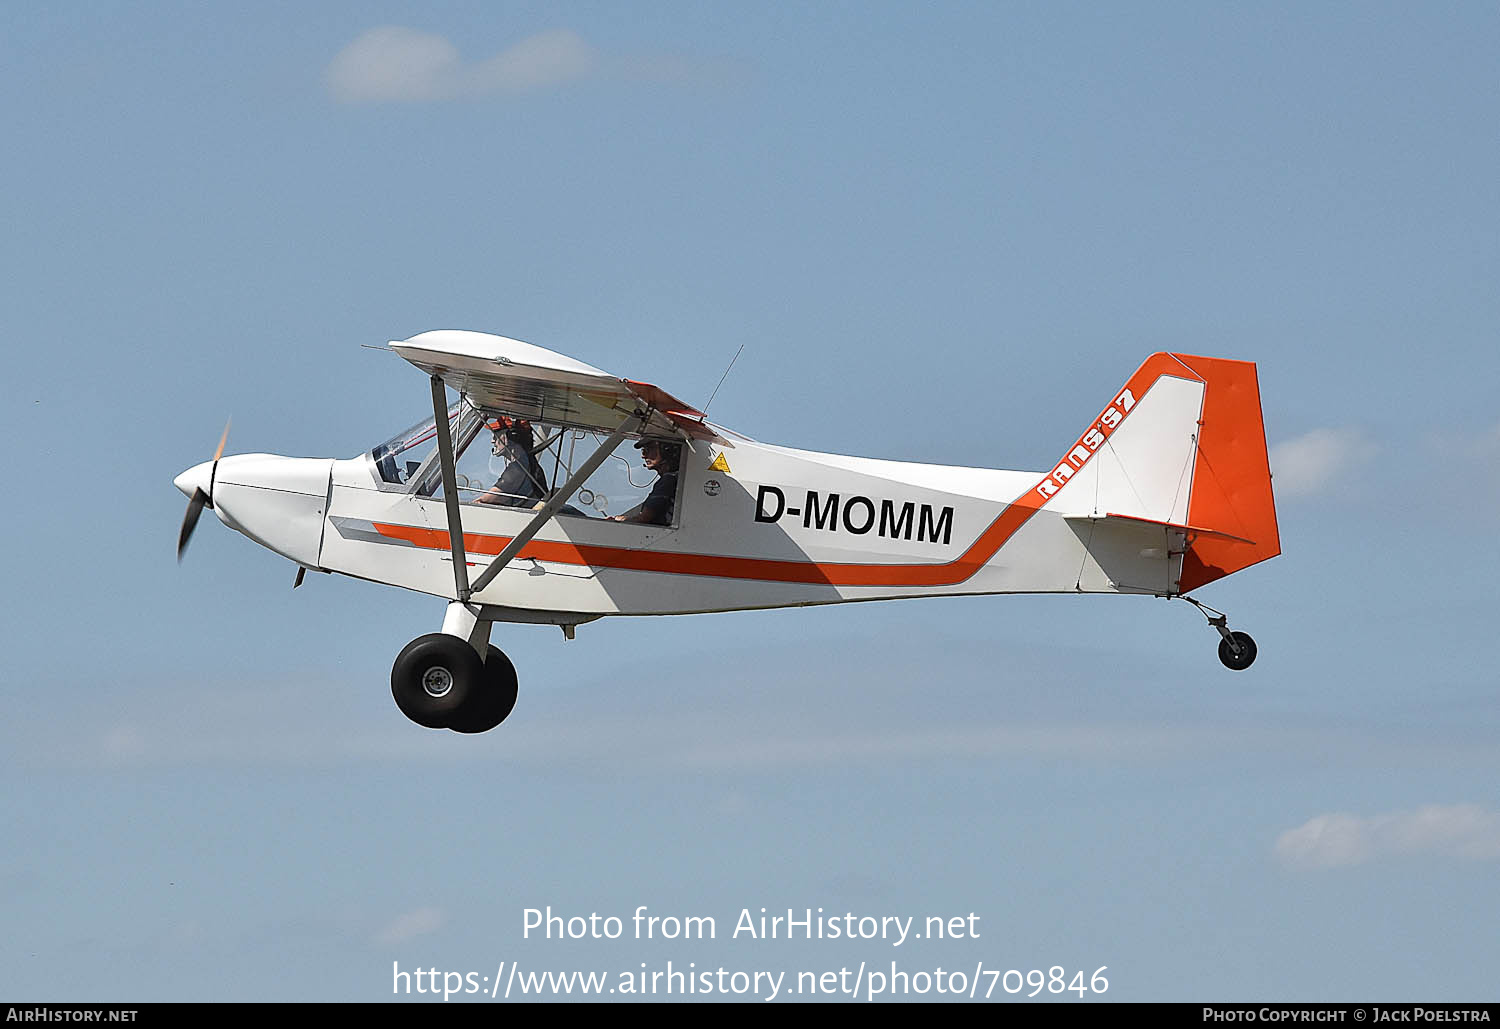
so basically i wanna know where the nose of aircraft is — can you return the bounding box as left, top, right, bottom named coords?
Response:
left=173, top=453, right=333, bottom=568
left=209, top=454, right=334, bottom=569
left=174, top=460, right=215, bottom=501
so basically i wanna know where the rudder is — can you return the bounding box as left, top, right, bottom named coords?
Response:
left=1169, top=353, right=1280, bottom=592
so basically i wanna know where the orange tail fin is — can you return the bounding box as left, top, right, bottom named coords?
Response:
left=1170, top=354, right=1280, bottom=592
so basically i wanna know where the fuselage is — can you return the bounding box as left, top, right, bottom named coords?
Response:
left=180, top=431, right=1184, bottom=622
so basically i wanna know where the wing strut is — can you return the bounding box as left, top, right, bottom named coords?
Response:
left=430, top=375, right=471, bottom=600
left=467, top=412, right=645, bottom=598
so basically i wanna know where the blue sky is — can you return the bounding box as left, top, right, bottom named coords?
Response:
left=2, top=1, right=1498, bottom=1002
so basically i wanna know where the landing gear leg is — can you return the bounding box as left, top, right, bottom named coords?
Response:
left=1181, top=596, right=1258, bottom=671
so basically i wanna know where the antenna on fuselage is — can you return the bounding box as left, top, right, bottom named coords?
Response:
left=702, top=344, right=744, bottom=418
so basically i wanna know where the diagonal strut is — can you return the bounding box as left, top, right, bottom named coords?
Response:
left=466, top=413, right=646, bottom=598
left=430, top=375, right=471, bottom=600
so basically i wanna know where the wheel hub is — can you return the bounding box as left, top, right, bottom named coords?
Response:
left=421, top=666, right=454, bottom=697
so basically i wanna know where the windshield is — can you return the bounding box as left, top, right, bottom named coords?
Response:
left=369, top=402, right=484, bottom=491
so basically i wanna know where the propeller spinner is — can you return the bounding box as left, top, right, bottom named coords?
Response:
left=175, top=419, right=229, bottom=561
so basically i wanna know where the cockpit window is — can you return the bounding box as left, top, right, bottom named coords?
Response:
left=505, top=426, right=681, bottom=525
left=369, top=402, right=485, bottom=491
left=371, top=408, right=683, bottom=527
left=372, top=408, right=684, bottom=528
left=466, top=417, right=551, bottom=508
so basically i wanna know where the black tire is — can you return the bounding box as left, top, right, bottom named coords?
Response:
left=450, top=646, right=520, bottom=734
left=391, top=633, right=483, bottom=728
left=1217, top=631, right=1257, bottom=671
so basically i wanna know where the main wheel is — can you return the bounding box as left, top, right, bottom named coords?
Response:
left=1217, top=631, right=1258, bottom=671
left=449, top=646, right=520, bottom=734
left=391, top=633, right=483, bottom=728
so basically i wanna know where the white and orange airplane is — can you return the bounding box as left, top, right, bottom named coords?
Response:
left=175, top=331, right=1280, bottom=733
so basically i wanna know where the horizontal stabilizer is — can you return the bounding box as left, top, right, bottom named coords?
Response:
left=1065, top=513, right=1255, bottom=546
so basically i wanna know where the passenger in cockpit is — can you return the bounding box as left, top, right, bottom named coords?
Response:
left=611, top=438, right=681, bottom=525
left=476, top=418, right=548, bottom=507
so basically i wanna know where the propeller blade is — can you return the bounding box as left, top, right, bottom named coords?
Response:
left=177, top=488, right=208, bottom=562
left=177, top=420, right=231, bottom=562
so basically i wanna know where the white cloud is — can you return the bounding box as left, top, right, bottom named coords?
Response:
left=1268, top=427, right=1377, bottom=498
left=470, top=29, right=595, bottom=94
left=374, top=907, right=445, bottom=945
left=326, top=27, right=596, bottom=103
left=1274, top=803, right=1500, bottom=868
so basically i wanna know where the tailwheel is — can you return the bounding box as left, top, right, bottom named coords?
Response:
left=1217, top=631, right=1257, bottom=671
left=1181, top=596, right=1259, bottom=672
left=449, top=646, right=520, bottom=734
left=391, top=633, right=482, bottom=728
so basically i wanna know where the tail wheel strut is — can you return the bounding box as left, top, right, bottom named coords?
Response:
left=1181, top=596, right=1258, bottom=671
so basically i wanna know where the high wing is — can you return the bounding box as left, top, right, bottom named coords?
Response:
left=389, top=329, right=724, bottom=443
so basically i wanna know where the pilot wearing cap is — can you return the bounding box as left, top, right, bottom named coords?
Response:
left=611, top=437, right=681, bottom=525
left=476, top=417, right=548, bottom=507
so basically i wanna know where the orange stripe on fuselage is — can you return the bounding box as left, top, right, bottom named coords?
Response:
left=373, top=353, right=1201, bottom=588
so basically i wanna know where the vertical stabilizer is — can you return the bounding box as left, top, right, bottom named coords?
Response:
left=1046, top=352, right=1280, bottom=595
